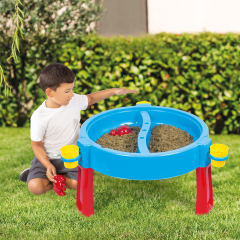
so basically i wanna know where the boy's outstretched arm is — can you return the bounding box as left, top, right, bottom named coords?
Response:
left=86, top=87, right=138, bottom=105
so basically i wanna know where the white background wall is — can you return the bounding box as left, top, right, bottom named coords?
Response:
left=148, top=0, right=240, bottom=34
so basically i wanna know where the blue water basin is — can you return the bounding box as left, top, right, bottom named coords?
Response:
left=77, top=104, right=212, bottom=180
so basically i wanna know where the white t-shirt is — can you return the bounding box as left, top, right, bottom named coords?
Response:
left=30, top=93, right=88, bottom=160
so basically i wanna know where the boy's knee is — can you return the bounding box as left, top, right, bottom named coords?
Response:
left=67, top=179, right=77, bottom=190
left=72, top=180, right=78, bottom=190
left=28, top=179, right=51, bottom=195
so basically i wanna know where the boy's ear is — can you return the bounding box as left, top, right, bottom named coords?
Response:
left=45, top=88, right=55, bottom=97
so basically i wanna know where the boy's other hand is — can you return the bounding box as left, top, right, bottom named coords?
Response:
left=46, top=164, right=57, bottom=183
left=115, top=87, right=138, bottom=96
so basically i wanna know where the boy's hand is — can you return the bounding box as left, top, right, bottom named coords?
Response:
left=115, top=87, right=138, bottom=96
left=46, top=164, right=57, bottom=183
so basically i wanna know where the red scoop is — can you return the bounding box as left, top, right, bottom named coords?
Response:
left=110, top=126, right=133, bottom=136
left=53, top=175, right=66, bottom=196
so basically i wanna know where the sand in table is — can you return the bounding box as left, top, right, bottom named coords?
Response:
left=96, top=124, right=194, bottom=153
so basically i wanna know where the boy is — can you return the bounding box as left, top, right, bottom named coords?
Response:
left=20, top=62, right=138, bottom=195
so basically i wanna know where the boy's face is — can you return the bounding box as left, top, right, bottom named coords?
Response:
left=47, top=82, right=75, bottom=107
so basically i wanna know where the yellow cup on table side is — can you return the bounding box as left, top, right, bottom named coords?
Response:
left=60, top=145, right=79, bottom=169
left=210, top=144, right=229, bottom=167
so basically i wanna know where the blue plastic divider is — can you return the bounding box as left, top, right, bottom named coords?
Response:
left=137, top=111, right=151, bottom=154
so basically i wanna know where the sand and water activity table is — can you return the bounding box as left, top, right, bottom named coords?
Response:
left=60, top=102, right=229, bottom=217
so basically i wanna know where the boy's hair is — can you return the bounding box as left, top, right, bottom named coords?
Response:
left=39, top=62, right=75, bottom=92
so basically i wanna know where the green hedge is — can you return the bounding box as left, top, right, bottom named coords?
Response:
left=1, top=33, right=240, bottom=134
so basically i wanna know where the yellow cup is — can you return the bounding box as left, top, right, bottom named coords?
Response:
left=60, top=145, right=79, bottom=169
left=210, top=144, right=229, bottom=167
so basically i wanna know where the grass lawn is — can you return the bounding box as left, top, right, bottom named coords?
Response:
left=0, top=128, right=239, bottom=239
